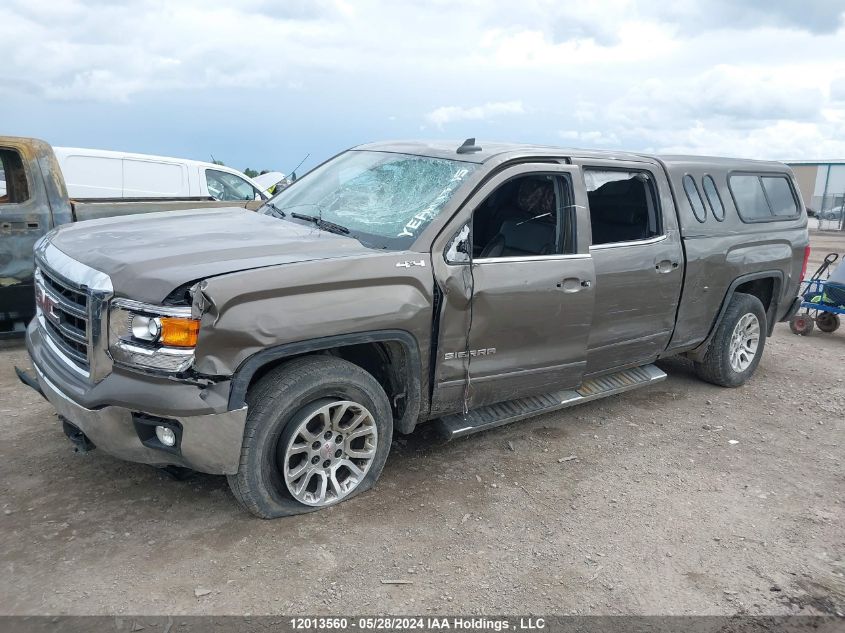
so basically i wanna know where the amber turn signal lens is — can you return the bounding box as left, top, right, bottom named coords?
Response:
left=159, top=317, right=200, bottom=347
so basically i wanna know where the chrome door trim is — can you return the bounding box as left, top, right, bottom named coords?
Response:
left=589, top=234, right=668, bottom=250
left=474, top=254, right=592, bottom=264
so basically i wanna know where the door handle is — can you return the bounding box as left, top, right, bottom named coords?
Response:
left=557, top=278, right=590, bottom=292
left=655, top=260, right=678, bottom=273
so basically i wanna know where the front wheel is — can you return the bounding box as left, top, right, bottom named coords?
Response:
left=227, top=356, right=393, bottom=518
left=694, top=292, right=767, bottom=387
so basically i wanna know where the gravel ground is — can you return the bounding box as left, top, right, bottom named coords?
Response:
left=1, top=232, right=843, bottom=616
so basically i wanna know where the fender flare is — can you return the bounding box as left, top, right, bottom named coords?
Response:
left=687, top=270, right=784, bottom=361
left=227, top=329, right=424, bottom=434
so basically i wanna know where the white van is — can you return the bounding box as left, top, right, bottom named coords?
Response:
left=53, top=147, right=269, bottom=201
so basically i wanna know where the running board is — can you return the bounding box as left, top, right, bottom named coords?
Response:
left=437, top=364, right=667, bottom=439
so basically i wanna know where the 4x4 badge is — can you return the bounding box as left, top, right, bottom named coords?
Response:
left=396, top=260, right=426, bottom=268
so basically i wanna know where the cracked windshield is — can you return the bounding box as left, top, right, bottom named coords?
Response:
left=262, top=150, right=477, bottom=247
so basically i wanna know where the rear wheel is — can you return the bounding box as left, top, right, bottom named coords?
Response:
left=695, top=292, right=767, bottom=387
left=789, top=313, right=815, bottom=336
left=227, top=356, right=393, bottom=518
left=816, top=312, right=840, bottom=333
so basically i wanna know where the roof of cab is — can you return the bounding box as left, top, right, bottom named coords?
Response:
left=353, top=140, right=790, bottom=171
left=353, top=140, right=652, bottom=164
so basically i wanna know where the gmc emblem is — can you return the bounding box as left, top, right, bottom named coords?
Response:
left=35, top=284, right=59, bottom=323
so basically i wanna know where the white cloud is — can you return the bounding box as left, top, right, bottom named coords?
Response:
left=1, top=0, right=845, bottom=164
left=559, top=130, right=621, bottom=147
left=425, top=101, right=525, bottom=128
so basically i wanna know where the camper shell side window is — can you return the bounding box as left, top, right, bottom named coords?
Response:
left=728, top=172, right=800, bottom=222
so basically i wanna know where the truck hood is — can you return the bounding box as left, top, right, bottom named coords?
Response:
left=48, top=207, right=371, bottom=303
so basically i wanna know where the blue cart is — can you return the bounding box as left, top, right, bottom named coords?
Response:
left=789, top=253, right=844, bottom=335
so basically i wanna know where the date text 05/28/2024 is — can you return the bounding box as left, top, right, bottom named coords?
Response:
left=288, top=617, right=546, bottom=631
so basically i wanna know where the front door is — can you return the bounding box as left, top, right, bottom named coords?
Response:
left=430, top=163, right=595, bottom=415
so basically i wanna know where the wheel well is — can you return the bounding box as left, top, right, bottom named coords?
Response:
left=734, top=277, right=775, bottom=313
left=685, top=274, right=781, bottom=362
left=244, top=341, right=415, bottom=431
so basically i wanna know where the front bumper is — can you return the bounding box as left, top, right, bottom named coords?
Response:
left=23, top=320, right=247, bottom=475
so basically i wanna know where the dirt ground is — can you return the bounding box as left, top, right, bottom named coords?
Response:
left=1, top=231, right=843, bottom=616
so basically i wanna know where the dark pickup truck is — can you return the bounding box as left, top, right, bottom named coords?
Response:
left=0, top=137, right=262, bottom=336
left=17, top=139, right=809, bottom=518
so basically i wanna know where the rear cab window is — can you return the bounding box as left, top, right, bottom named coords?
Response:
left=0, top=148, right=30, bottom=205
left=728, top=173, right=799, bottom=222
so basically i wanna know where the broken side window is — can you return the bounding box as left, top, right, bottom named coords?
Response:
left=0, top=149, right=30, bottom=205
left=584, top=169, right=661, bottom=245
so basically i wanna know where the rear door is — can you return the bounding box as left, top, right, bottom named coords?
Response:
left=430, top=163, right=595, bottom=414
left=571, top=158, right=684, bottom=374
left=123, top=159, right=189, bottom=198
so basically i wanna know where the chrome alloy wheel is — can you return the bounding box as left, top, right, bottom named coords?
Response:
left=729, top=313, right=760, bottom=373
left=279, top=400, right=378, bottom=507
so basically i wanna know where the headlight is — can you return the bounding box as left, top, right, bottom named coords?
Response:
left=109, top=299, right=200, bottom=373
left=131, top=315, right=162, bottom=342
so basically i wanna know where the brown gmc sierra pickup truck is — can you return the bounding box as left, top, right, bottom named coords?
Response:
left=17, top=138, right=809, bottom=518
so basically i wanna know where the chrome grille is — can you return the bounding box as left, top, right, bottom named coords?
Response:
left=33, top=238, right=114, bottom=383
left=35, top=266, right=91, bottom=371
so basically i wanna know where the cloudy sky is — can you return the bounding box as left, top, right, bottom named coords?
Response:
left=2, top=0, right=845, bottom=174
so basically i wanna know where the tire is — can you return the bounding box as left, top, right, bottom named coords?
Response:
left=694, top=292, right=767, bottom=387
left=789, top=314, right=815, bottom=336
left=816, top=313, right=840, bottom=333
left=227, top=356, right=393, bottom=518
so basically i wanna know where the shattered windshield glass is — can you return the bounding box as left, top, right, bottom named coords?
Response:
left=261, top=150, right=477, bottom=248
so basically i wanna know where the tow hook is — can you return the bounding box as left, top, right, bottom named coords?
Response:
left=14, top=366, right=45, bottom=400
left=61, top=417, right=96, bottom=454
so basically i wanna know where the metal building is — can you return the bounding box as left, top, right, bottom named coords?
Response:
left=787, top=160, right=845, bottom=230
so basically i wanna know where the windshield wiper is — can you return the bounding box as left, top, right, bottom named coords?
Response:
left=261, top=201, right=287, bottom=218
left=291, top=212, right=350, bottom=235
